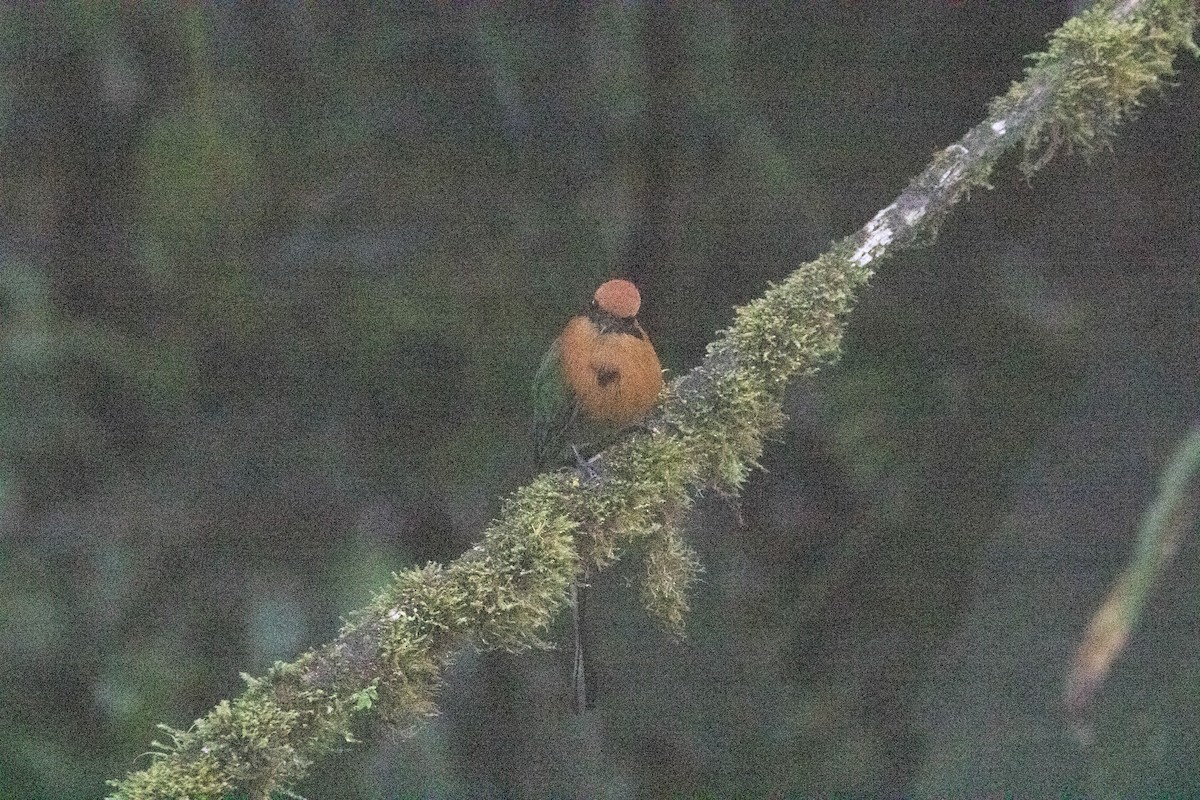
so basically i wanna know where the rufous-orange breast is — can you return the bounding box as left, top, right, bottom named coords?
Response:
left=558, top=314, right=663, bottom=427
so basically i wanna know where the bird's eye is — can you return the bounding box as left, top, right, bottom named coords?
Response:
left=589, top=299, right=599, bottom=310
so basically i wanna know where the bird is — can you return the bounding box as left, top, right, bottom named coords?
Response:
left=532, top=278, right=664, bottom=712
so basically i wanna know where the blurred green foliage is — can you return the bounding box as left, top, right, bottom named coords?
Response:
left=0, top=4, right=1197, bottom=798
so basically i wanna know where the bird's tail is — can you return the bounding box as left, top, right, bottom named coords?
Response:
left=571, top=576, right=590, bottom=713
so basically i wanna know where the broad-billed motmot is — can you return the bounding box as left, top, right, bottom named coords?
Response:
left=532, top=278, right=664, bottom=712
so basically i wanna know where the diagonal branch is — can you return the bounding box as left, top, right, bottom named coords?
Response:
left=110, top=2, right=1196, bottom=798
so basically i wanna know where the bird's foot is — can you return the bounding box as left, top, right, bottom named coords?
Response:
left=571, top=445, right=601, bottom=483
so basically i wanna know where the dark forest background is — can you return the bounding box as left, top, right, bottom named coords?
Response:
left=1, top=4, right=1198, bottom=798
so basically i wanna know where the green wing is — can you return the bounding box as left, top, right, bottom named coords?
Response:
left=532, top=337, right=577, bottom=468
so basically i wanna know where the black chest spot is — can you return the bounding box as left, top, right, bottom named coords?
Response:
left=595, top=367, right=619, bottom=388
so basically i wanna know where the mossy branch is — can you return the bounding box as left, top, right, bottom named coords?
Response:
left=109, top=2, right=1197, bottom=798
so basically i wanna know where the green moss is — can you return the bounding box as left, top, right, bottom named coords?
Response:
left=566, top=432, right=693, bottom=564
left=992, top=0, right=1197, bottom=173
left=656, top=245, right=868, bottom=497
left=724, top=250, right=866, bottom=390
left=641, top=522, right=704, bottom=635
left=107, top=688, right=318, bottom=800
left=107, top=750, right=231, bottom=800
